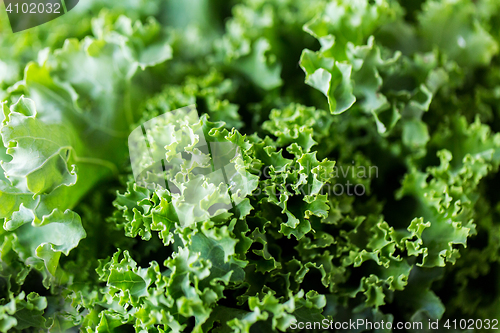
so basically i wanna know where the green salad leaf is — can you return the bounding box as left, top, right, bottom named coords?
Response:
left=2, top=0, right=500, bottom=332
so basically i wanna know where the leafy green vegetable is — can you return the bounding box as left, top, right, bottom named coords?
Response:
left=2, top=0, right=500, bottom=332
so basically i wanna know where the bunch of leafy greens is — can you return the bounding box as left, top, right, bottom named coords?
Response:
left=1, top=0, right=500, bottom=332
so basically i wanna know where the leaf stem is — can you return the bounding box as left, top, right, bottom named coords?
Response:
left=68, top=147, right=120, bottom=175
left=73, top=156, right=120, bottom=175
